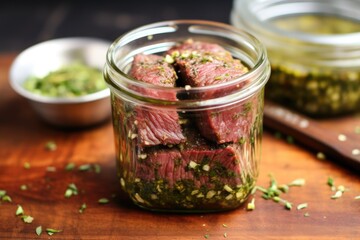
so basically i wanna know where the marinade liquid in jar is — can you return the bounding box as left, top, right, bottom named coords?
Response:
left=104, top=20, right=270, bottom=212
left=231, top=0, right=360, bottom=117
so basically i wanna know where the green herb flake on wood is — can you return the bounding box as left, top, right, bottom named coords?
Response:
left=79, top=203, right=87, bottom=213
left=24, top=162, right=31, bottom=169
left=98, top=198, right=109, bottom=204
left=297, top=203, right=308, bottom=210
left=65, top=162, right=75, bottom=171
left=36, top=226, right=42, bottom=236
left=46, top=228, right=62, bottom=236
left=16, top=205, right=24, bottom=216
left=22, top=215, right=34, bottom=224
left=45, top=141, right=57, bottom=151
left=327, top=177, right=334, bottom=187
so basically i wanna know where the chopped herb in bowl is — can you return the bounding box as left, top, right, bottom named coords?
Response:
left=23, top=62, right=106, bottom=98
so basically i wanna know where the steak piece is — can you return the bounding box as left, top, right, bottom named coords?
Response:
left=129, top=54, right=185, bottom=147
left=167, top=40, right=252, bottom=143
left=135, top=143, right=243, bottom=189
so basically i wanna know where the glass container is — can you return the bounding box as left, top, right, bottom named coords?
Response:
left=231, top=0, right=360, bottom=117
left=104, top=20, right=270, bottom=212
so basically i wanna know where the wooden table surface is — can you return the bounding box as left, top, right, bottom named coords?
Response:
left=1, top=54, right=359, bottom=240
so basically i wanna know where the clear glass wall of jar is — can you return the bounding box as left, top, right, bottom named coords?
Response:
left=104, top=20, right=270, bottom=212
left=231, top=0, right=360, bottom=117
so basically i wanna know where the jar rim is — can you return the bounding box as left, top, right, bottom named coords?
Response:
left=105, top=20, right=270, bottom=107
left=232, top=0, right=360, bottom=47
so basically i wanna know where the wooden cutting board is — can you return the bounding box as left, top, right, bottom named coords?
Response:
left=264, top=101, right=360, bottom=171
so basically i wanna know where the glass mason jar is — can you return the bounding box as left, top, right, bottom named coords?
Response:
left=104, top=20, right=270, bottom=212
left=231, top=0, right=360, bottom=117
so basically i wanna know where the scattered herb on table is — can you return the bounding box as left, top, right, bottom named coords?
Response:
left=251, top=174, right=306, bottom=211
left=316, top=152, right=326, bottom=160
left=297, top=203, right=308, bottom=210
left=22, top=215, right=34, bottom=223
left=65, top=162, right=75, bottom=171
left=78, top=163, right=101, bottom=173
left=78, top=164, right=92, bottom=171
left=1, top=190, right=12, bottom=203
left=20, top=184, right=28, bottom=191
left=327, top=177, right=334, bottom=188
left=79, top=203, right=87, bottom=213
left=46, top=228, right=62, bottom=236
left=65, top=183, right=78, bottom=198
left=355, top=196, right=360, bottom=200
left=246, top=198, right=255, bottom=211
left=16, top=205, right=24, bottom=216
left=98, top=198, right=109, bottom=204
left=24, top=162, right=31, bottom=169
left=45, top=141, right=57, bottom=151
left=204, top=234, right=210, bottom=239
left=36, top=226, right=42, bottom=236
left=15, top=205, right=34, bottom=224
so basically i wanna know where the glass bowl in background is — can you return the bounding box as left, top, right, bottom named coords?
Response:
left=231, top=0, right=360, bottom=117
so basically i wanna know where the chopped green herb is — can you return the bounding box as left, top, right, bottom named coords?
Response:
left=222, top=223, right=228, bottom=228
left=46, top=228, right=62, bottom=236
left=65, top=162, right=75, bottom=171
left=2, top=195, right=12, bottom=202
left=45, top=141, right=57, bottom=151
left=0, top=190, right=6, bottom=197
left=337, top=185, right=345, bottom=192
left=78, top=164, right=91, bottom=171
left=22, top=215, right=34, bottom=223
left=246, top=198, right=255, bottom=210
left=316, top=152, right=326, bottom=160
left=164, top=54, right=175, bottom=64
left=204, top=234, right=210, bottom=239
left=285, top=201, right=292, bottom=210
left=98, top=198, right=109, bottom=204
left=304, top=212, right=310, bottom=217
left=36, top=226, right=42, bottom=236
left=355, top=196, right=360, bottom=200
left=288, top=178, right=306, bottom=186
left=94, top=164, right=101, bottom=174
left=297, top=203, right=308, bottom=210
left=79, top=203, right=87, bottom=213
left=65, top=183, right=78, bottom=198
left=16, top=205, right=24, bottom=216
left=223, top=232, right=228, bottom=238
left=331, top=190, right=343, bottom=199
left=20, top=184, right=28, bottom=191
left=327, top=177, right=334, bottom=187
left=272, top=196, right=280, bottom=203
left=24, top=62, right=106, bottom=98
left=24, top=162, right=31, bottom=169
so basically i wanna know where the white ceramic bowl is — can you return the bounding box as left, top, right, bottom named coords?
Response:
left=9, top=37, right=112, bottom=128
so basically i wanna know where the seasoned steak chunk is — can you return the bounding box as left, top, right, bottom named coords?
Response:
left=129, top=54, right=185, bottom=147
left=167, top=40, right=251, bottom=143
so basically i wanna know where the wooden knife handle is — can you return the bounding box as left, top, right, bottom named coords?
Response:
left=263, top=101, right=360, bottom=171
